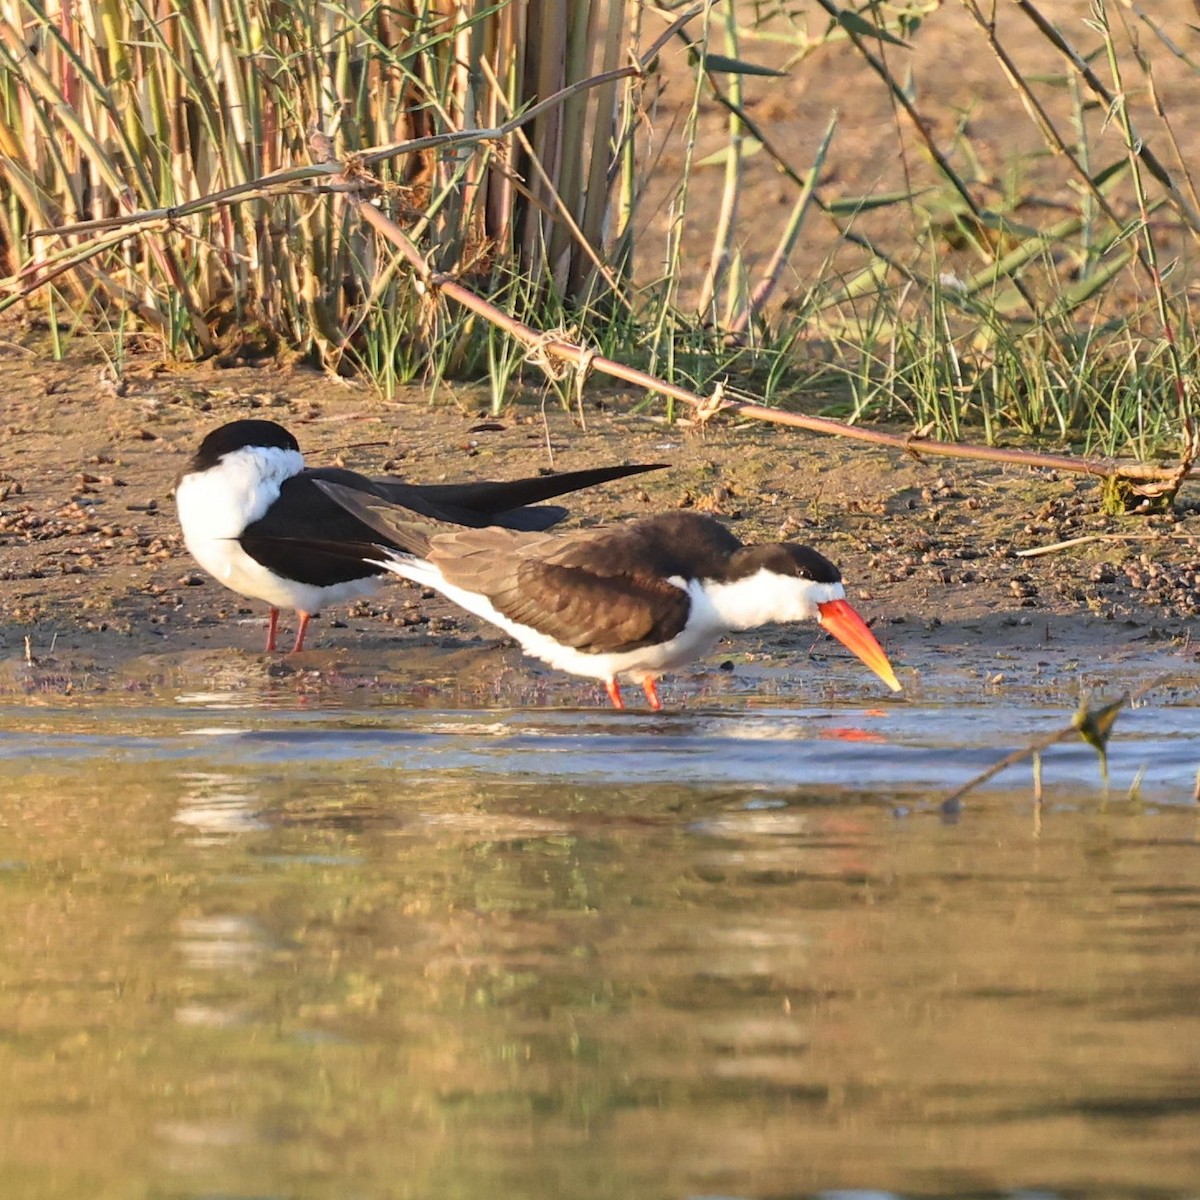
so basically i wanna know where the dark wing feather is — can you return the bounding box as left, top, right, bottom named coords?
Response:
left=239, top=536, right=399, bottom=587
left=543, top=511, right=744, bottom=578
left=310, top=480, right=437, bottom=557
left=367, top=482, right=567, bottom=531
left=234, top=459, right=670, bottom=588
left=378, top=462, right=666, bottom=530
left=422, top=525, right=694, bottom=653
left=240, top=469, right=396, bottom=586
left=417, top=512, right=744, bottom=583
left=497, top=562, right=692, bottom=652
left=474, top=504, right=567, bottom=533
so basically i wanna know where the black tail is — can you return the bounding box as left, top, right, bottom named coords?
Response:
left=239, top=535, right=410, bottom=578
left=314, top=481, right=438, bottom=556
left=373, top=461, right=665, bottom=532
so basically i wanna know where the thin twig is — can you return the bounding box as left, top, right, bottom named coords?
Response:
left=1016, top=532, right=1197, bottom=559
left=1092, top=1, right=1195, bottom=443
left=727, top=116, right=835, bottom=336
left=477, top=56, right=628, bottom=305
left=942, top=725, right=1078, bottom=811
left=22, top=58, right=658, bottom=248
left=696, top=0, right=744, bottom=319
left=809, top=0, right=1044, bottom=319
left=941, top=675, right=1174, bottom=811
left=1013, top=0, right=1200, bottom=232
left=12, top=9, right=698, bottom=297
left=959, top=1, right=1156, bottom=280
left=330, top=140, right=1194, bottom=495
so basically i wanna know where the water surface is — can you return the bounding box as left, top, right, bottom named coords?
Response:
left=0, top=685, right=1198, bottom=1199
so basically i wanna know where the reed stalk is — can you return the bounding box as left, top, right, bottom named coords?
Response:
left=0, top=0, right=646, bottom=369
left=0, top=0, right=1195, bottom=464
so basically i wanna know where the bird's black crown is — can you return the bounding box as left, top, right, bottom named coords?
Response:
left=731, top=542, right=841, bottom=584
left=189, top=419, right=301, bottom=472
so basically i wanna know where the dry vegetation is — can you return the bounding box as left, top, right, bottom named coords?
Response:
left=0, top=0, right=1197, bottom=462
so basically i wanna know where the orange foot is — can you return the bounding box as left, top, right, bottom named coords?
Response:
left=605, top=679, right=624, bottom=709
left=290, top=611, right=312, bottom=654
left=642, top=677, right=662, bottom=711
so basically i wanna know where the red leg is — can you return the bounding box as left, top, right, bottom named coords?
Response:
left=605, top=679, right=624, bottom=709
left=642, top=677, right=662, bottom=711
left=290, top=612, right=312, bottom=653
left=265, top=608, right=280, bottom=652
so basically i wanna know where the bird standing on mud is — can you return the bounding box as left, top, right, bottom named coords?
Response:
left=174, top=418, right=664, bottom=652
left=297, top=483, right=903, bottom=708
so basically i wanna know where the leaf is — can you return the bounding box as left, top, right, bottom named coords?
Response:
left=699, top=53, right=788, bottom=78
left=826, top=189, right=929, bottom=215
left=1090, top=158, right=1130, bottom=192
left=833, top=9, right=911, bottom=49
left=696, top=139, right=764, bottom=168
left=1072, top=694, right=1127, bottom=755
left=928, top=205, right=1042, bottom=241
left=815, top=258, right=892, bottom=308
left=1048, top=250, right=1135, bottom=317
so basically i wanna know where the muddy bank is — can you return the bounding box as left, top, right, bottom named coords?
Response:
left=0, top=347, right=1195, bottom=703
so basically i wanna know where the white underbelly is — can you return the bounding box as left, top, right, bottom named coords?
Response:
left=177, top=458, right=382, bottom=615
left=190, top=535, right=381, bottom=613
left=525, top=620, right=725, bottom=682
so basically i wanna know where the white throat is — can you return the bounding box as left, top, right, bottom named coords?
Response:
left=174, top=443, right=382, bottom=615
left=176, top=445, right=305, bottom=542
left=699, top=571, right=844, bottom=630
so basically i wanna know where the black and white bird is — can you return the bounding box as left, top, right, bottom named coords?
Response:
left=297, top=482, right=902, bottom=708
left=174, top=419, right=664, bottom=652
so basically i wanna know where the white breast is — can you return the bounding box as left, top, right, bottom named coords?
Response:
left=176, top=446, right=379, bottom=613
left=177, top=444, right=303, bottom=536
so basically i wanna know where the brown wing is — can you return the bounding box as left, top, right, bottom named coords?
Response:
left=543, top=511, right=743, bottom=576
left=498, top=562, right=691, bottom=652
left=425, top=524, right=694, bottom=653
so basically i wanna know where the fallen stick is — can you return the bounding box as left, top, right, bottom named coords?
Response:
left=1016, top=532, right=1198, bottom=558
left=941, top=723, right=1079, bottom=814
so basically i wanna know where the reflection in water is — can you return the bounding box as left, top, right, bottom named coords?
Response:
left=174, top=771, right=268, bottom=837
left=820, top=725, right=888, bottom=743
left=174, top=691, right=258, bottom=709
left=0, top=701, right=1196, bottom=1198
left=156, top=1117, right=254, bottom=1180
left=176, top=914, right=269, bottom=973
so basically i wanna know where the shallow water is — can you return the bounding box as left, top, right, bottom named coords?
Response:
left=1, top=681, right=1199, bottom=1199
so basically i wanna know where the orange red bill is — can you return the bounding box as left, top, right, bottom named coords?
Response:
left=817, top=599, right=902, bottom=693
